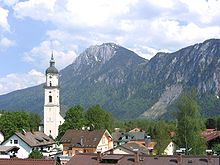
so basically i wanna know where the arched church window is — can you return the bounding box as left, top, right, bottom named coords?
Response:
left=49, top=81, right=52, bottom=86
left=49, top=96, right=52, bottom=103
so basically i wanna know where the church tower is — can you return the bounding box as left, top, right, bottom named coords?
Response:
left=44, top=53, right=64, bottom=139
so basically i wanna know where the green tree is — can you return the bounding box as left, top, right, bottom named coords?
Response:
left=28, top=150, right=43, bottom=159
left=57, top=105, right=86, bottom=140
left=0, top=111, right=41, bottom=139
left=216, top=117, right=220, bottom=130
left=29, top=113, right=41, bottom=131
left=175, top=91, right=206, bottom=155
left=85, top=104, right=113, bottom=131
left=212, top=144, right=220, bottom=155
left=154, top=121, right=172, bottom=155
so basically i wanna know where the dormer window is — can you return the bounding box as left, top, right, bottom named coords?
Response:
left=49, top=96, right=52, bottom=103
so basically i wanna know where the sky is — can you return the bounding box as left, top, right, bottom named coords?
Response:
left=0, top=0, right=220, bottom=95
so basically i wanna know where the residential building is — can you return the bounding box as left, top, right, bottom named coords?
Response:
left=163, top=141, right=176, bottom=155
left=116, top=128, right=148, bottom=146
left=1, top=131, right=55, bottom=158
left=60, top=129, right=113, bottom=156
left=106, top=142, right=149, bottom=155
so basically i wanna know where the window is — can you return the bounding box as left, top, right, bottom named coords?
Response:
left=49, top=81, right=52, bottom=86
left=10, top=140, right=13, bottom=144
left=49, top=96, right=52, bottom=103
left=14, top=140, right=18, bottom=144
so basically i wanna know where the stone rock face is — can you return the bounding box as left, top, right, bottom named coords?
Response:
left=1, top=39, right=220, bottom=119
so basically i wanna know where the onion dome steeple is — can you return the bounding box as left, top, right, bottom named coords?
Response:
left=46, top=52, right=58, bottom=74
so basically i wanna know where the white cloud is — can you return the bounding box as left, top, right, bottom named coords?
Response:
left=13, top=0, right=56, bottom=21
left=0, top=37, right=15, bottom=48
left=23, top=40, right=77, bottom=70
left=0, top=69, right=44, bottom=95
left=179, top=0, right=220, bottom=24
left=0, top=0, right=19, bottom=6
left=13, top=0, right=138, bottom=27
left=11, top=0, right=220, bottom=59
left=131, top=45, right=171, bottom=60
left=149, top=19, right=220, bottom=50
left=0, top=7, right=10, bottom=31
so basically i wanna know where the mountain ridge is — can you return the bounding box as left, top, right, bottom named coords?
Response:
left=1, top=39, right=220, bottom=119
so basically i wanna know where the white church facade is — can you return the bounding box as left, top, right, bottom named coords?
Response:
left=44, top=54, right=64, bottom=139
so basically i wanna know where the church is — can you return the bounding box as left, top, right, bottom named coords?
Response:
left=43, top=54, right=64, bottom=139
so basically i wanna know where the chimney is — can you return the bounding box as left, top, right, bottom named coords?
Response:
left=22, top=129, right=26, bottom=135
left=177, top=154, right=182, bottom=164
left=133, top=149, right=139, bottom=163
left=97, top=151, right=102, bottom=162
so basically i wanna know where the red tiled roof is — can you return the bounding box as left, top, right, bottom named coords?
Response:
left=15, top=131, right=55, bottom=147
left=60, top=129, right=109, bottom=148
left=0, top=158, right=56, bottom=165
left=66, top=153, right=220, bottom=165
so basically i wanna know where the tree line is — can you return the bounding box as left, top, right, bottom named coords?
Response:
left=0, top=111, right=41, bottom=139
left=1, top=90, right=220, bottom=155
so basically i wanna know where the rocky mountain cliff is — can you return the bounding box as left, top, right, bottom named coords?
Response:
left=1, top=39, right=220, bottom=119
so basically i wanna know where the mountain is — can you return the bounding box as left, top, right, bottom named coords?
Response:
left=1, top=39, right=220, bottom=120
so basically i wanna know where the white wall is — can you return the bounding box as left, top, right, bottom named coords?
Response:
left=164, top=142, right=176, bottom=155
left=2, top=134, right=32, bottom=158
left=44, top=72, right=64, bottom=139
left=97, top=132, right=113, bottom=153
left=113, top=147, right=133, bottom=154
left=0, top=132, right=4, bottom=144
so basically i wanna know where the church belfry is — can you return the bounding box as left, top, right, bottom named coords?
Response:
left=44, top=53, right=64, bottom=139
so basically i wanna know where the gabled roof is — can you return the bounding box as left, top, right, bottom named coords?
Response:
left=0, top=146, right=19, bottom=153
left=120, top=131, right=146, bottom=141
left=60, top=129, right=111, bottom=148
left=112, top=130, right=122, bottom=142
left=14, top=131, right=55, bottom=147
left=0, top=158, right=56, bottom=165
left=116, top=142, right=149, bottom=155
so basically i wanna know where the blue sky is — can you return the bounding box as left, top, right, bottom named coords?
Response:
left=0, top=0, right=220, bottom=95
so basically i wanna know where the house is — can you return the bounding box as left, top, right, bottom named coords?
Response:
left=2, top=131, right=55, bottom=158
left=66, top=152, right=220, bottom=165
left=0, top=158, right=57, bottom=165
left=0, top=146, right=19, bottom=158
left=60, top=129, right=113, bottom=156
left=163, top=141, right=176, bottom=155
left=116, top=128, right=148, bottom=146
left=106, top=142, right=149, bottom=155
left=202, top=129, right=220, bottom=149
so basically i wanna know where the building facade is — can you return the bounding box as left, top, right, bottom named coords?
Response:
left=44, top=54, right=64, bottom=139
